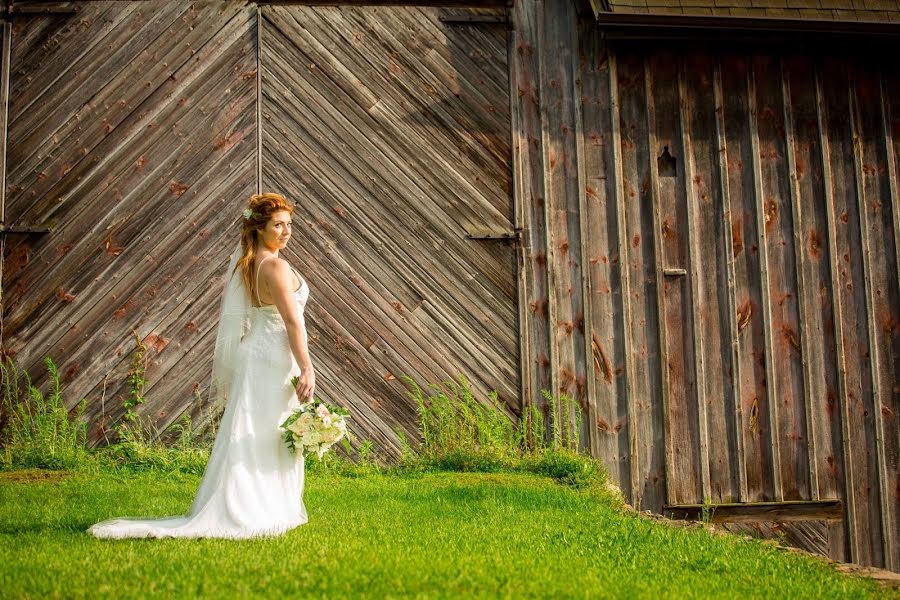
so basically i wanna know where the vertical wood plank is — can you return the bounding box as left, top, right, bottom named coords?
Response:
left=783, top=54, right=848, bottom=559
left=577, top=29, right=629, bottom=489
left=677, top=56, right=711, bottom=502
left=609, top=52, right=640, bottom=506
left=0, top=20, right=9, bottom=225
left=877, top=71, right=899, bottom=573
left=535, top=0, right=560, bottom=422
left=644, top=56, right=675, bottom=507
left=649, top=51, right=701, bottom=505
left=572, top=19, right=598, bottom=456
left=507, top=0, right=535, bottom=435
left=508, top=0, right=552, bottom=430
left=539, top=0, right=584, bottom=448
left=616, top=51, right=664, bottom=511
left=720, top=56, right=773, bottom=503
left=848, top=67, right=895, bottom=570
left=0, top=21, right=10, bottom=347
left=682, top=53, right=740, bottom=503
left=780, top=58, right=819, bottom=499
left=256, top=6, right=263, bottom=193
left=713, top=57, right=748, bottom=502
left=815, top=62, right=859, bottom=562
left=754, top=54, right=808, bottom=501
left=747, top=58, right=784, bottom=501
left=882, top=76, right=900, bottom=305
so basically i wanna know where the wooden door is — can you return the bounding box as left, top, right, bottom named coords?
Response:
left=259, top=5, right=518, bottom=456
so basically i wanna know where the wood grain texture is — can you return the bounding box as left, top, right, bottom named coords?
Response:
left=574, top=16, right=630, bottom=488
left=259, top=4, right=517, bottom=458
left=647, top=50, right=701, bottom=506
left=3, top=1, right=259, bottom=445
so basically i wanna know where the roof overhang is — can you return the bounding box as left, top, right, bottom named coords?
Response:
left=593, top=11, right=900, bottom=43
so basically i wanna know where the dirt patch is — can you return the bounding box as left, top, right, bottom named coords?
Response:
left=0, top=469, right=71, bottom=483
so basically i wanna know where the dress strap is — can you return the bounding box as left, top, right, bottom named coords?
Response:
left=289, top=265, right=306, bottom=289
left=255, top=255, right=274, bottom=306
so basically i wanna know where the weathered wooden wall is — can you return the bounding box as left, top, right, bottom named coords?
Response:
left=1, top=1, right=517, bottom=461
left=258, top=3, right=517, bottom=453
left=510, top=0, right=898, bottom=571
left=2, top=0, right=260, bottom=440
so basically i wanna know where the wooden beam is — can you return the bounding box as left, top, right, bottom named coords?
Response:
left=664, top=499, right=843, bottom=523
left=7, top=4, right=78, bottom=17
left=713, top=57, right=747, bottom=503
left=814, top=63, right=858, bottom=561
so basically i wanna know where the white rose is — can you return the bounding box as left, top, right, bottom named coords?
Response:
left=287, top=418, right=306, bottom=436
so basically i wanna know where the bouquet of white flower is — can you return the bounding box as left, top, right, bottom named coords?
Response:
left=280, top=376, right=350, bottom=459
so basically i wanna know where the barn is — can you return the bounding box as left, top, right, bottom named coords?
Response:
left=0, top=0, right=896, bottom=571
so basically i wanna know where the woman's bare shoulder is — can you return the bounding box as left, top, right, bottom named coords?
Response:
left=259, top=256, right=293, bottom=280
left=260, top=256, right=291, bottom=277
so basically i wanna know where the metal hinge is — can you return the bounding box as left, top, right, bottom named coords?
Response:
left=465, top=227, right=522, bottom=242
left=438, top=15, right=508, bottom=25
left=3, top=1, right=79, bottom=20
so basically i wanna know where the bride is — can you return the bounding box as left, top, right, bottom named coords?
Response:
left=88, top=192, right=315, bottom=539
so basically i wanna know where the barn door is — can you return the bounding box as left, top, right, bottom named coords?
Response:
left=258, top=5, right=518, bottom=456
left=1, top=1, right=259, bottom=442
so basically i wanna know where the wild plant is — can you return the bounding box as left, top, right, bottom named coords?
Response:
left=0, top=356, right=88, bottom=470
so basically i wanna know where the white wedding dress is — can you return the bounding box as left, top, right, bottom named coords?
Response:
left=88, top=253, right=310, bottom=539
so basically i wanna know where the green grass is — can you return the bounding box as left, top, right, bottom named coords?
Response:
left=0, top=468, right=884, bottom=599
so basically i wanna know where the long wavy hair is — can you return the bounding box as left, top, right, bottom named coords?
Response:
left=235, top=193, right=295, bottom=303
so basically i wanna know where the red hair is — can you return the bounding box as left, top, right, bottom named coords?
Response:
left=235, top=193, right=295, bottom=302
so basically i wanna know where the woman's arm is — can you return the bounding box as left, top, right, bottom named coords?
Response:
left=263, top=259, right=314, bottom=400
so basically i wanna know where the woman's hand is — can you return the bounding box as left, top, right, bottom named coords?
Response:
left=295, top=367, right=315, bottom=402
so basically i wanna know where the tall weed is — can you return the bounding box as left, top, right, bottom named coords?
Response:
left=398, top=373, right=612, bottom=494
left=0, top=356, right=88, bottom=470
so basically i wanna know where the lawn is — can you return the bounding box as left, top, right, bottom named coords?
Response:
left=0, top=467, right=886, bottom=599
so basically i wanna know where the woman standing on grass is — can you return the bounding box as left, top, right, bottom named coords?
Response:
left=88, top=192, right=315, bottom=539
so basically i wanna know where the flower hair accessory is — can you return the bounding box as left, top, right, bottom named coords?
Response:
left=242, top=208, right=254, bottom=220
